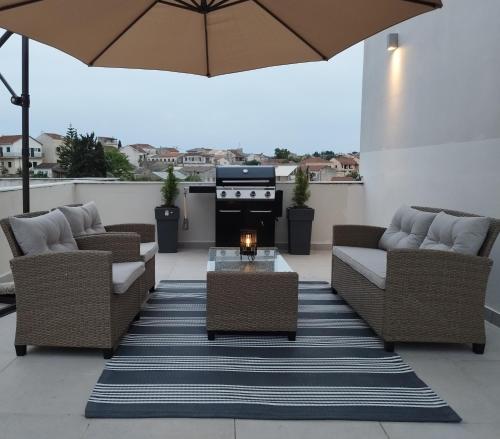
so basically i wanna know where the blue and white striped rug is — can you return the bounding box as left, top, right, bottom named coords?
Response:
left=85, top=281, right=460, bottom=422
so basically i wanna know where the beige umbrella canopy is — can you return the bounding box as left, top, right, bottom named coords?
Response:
left=0, top=0, right=442, bottom=77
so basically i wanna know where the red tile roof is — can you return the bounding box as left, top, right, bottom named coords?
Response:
left=0, top=135, right=22, bottom=145
left=334, top=156, right=358, bottom=166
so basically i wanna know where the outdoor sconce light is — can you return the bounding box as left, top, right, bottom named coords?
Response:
left=387, top=33, right=399, bottom=51
left=240, top=229, right=257, bottom=261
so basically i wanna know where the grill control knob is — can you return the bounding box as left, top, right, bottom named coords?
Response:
left=265, top=191, right=271, bottom=198
left=220, top=191, right=226, bottom=198
left=250, top=191, right=256, bottom=198
left=235, top=191, right=241, bottom=198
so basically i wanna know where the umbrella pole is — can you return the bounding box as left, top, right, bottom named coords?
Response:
left=21, top=36, right=30, bottom=213
left=0, top=32, right=30, bottom=213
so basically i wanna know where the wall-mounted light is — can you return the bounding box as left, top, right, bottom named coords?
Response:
left=387, top=33, right=399, bottom=51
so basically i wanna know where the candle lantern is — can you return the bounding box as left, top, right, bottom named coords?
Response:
left=240, top=229, right=258, bottom=260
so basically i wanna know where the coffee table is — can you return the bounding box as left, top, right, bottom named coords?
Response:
left=206, top=247, right=299, bottom=341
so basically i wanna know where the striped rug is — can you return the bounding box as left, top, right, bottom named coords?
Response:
left=85, top=281, right=461, bottom=422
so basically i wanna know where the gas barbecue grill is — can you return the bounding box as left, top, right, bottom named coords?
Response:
left=190, top=166, right=283, bottom=247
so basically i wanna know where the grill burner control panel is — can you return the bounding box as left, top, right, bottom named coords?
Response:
left=216, top=187, right=275, bottom=200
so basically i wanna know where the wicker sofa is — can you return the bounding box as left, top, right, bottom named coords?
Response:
left=1, top=211, right=147, bottom=359
left=331, top=206, right=500, bottom=354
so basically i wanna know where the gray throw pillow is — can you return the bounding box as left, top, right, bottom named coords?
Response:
left=10, top=210, right=78, bottom=256
left=420, top=212, right=490, bottom=256
left=379, top=205, right=437, bottom=251
left=59, top=201, right=106, bottom=237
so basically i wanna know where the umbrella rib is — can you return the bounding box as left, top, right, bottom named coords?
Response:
left=251, top=0, right=328, bottom=61
left=402, top=0, right=442, bottom=8
left=89, top=1, right=159, bottom=66
left=0, top=0, right=44, bottom=13
left=159, top=1, right=200, bottom=12
left=203, top=2, right=211, bottom=76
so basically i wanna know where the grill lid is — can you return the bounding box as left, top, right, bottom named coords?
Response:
left=216, top=166, right=275, bottom=186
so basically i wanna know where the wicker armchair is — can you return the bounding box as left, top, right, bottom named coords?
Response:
left=331, top=207, right=500, bottom=354
left=0, top=211, right=145, bottom=359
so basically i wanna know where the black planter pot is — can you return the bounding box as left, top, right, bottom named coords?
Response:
left=287, top=207, right=315, bottom=255
left=155, top=206, right=180, bottom=253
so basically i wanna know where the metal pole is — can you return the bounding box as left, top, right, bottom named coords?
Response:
left=21, top=36, right=30, bottom=213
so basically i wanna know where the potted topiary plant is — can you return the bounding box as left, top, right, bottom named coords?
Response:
left=155, top=165, right=180, bottom=253
left=287, top=167, right=315, bottom=255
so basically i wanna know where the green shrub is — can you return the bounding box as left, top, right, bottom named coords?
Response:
left=292, top=167, right=311, bottom=208
left=161, top=165, right=179, bottom=207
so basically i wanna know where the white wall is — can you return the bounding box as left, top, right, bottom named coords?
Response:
left=75, top=181, right=365, bottom=248
left=360, top=0, right=500, bottom=312
left=0, top=181, right=365, bottom=277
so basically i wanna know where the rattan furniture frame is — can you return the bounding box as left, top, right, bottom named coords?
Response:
left=331, top=206, right=500, bottom=354
left=1, top=211, right=146, bottom=359
left=206, top=249, right=299, bottom=341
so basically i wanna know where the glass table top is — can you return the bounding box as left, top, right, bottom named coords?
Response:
left=207, top=247, right=293, bottom=273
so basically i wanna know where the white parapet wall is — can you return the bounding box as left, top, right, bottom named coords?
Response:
left=0, top=180, right=365, bottom=278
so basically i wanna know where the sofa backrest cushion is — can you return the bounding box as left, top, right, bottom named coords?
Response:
left=420, top=212, right=490, bottom=256
left=59, top=201, right=106, bottom=237
left=9, top=209, right=78, bottom=256
left=379, top=205, right=437, bottom=251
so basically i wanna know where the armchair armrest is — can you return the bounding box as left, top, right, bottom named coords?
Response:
left=11, top=251, right=113, bottom=307
left=332, top=225, right=386, bottom=249
left=105, top=223, right=156, bottom=243
left=76, top=233, right=140, bottom=262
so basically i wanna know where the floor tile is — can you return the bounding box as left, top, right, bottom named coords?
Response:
left=236, top=420, right=388, bottom=439
left=0, top=414, right=88, bottom=439
left=83, top=418, right=234, bottom=439
left=382, top=422, right=500, bottom=439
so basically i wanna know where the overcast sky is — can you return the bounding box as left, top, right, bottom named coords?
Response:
left=0, top=33, right=363, bottom=156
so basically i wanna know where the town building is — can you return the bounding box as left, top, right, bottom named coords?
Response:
left=121, top=144, right=157, bottom=167
left=36, top=132, right=64, bottom=164
left=0, top=135, right=43, bottom=175
left=330, top=155, right=360, bottom=175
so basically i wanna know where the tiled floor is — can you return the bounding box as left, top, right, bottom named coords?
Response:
left=0, top=248, right=499, bottom=438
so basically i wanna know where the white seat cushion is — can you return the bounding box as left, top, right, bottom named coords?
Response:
left=112, top=261, right=145, bottom=295
left=333, top=246, right=387, bottom=290
left=140, top=242, right=158, bottom=262
left=420, top=212, right=490, bottom=256
left=59, top=202, right=106, bottom=237
left=379, top=205, right=436, bottom=251
left=9, top=210, right=78, bottom=256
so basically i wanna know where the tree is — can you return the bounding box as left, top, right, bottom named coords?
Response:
left=184, top=174, right=202, bottom=182
left=292, top=167, right=311, bottom=208
left=105, top=148, right=134, bottom=180
left=58, top=127, right=107, bottom=178
left=161, top=165, right=179, bottom=207
left=274, top=148, right=291, bottom=160
left=347, top=170, right=362, bottom=181
left=118, top=140, right=122, bottom=149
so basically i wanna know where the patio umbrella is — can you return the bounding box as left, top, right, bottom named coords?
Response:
left=0, top=0, right=442, bottom=77
left=0, top=0, right=442, bottom=212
